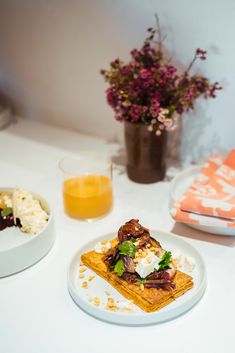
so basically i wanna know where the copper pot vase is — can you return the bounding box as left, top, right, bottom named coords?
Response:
left=124, top=122, right=167, bottom=183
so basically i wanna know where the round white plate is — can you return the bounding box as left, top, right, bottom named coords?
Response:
left=68, top=230, right=206, bottom=326
left=169, top=166, right=235, bottom=236
left=0, top=188, right=56, bottom=277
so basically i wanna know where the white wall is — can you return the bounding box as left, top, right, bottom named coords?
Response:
left=0, top=0, right=234, bottom=162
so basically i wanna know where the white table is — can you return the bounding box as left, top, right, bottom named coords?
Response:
left=0, top=118, right=234, bottom=353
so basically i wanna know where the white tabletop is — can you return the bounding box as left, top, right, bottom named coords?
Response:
left=0, top=118, right=234, bottom=353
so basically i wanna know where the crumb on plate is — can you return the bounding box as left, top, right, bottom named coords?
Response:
left=89, top=296, right=101, bottom=307
left=79, top=267, right=87, bottom=273
left=106, top=297, right=118, bottom=311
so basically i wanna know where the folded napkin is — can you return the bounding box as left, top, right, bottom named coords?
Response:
left=171, top=150, right=235, bottom=228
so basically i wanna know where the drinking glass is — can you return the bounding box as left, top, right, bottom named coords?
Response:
left=59, top=153, right=113, bottom=221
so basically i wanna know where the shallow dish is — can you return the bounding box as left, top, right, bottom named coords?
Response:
left=68, top=230, right=206, bottom=326
left=169, top=166, right=235, bottom=236
left=0, top=188, right=55, bottom=277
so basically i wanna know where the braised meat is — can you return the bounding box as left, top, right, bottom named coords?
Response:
left=118, top=219, right=150, bottom=243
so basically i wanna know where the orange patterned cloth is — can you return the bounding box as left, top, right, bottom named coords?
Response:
left=170, top=150, right=235, bottom=228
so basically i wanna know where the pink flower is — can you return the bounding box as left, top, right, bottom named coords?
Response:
left=164, top=119, right=174, bottom=129
left=140, top=68, right=151, bottom=79
left=100, top=19, right=221, bottom=134
left=115, top=114, right=123, bottom=122
left=196, top=48, right=207, bottom=60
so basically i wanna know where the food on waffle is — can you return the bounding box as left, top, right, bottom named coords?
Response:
left=81, top=219, right=193, bottom=312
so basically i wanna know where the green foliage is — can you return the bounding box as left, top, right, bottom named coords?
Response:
left=118, top=241, right=137, bottom=258
left=158, top=251, right=172, bottom=270
left=114, top=258, right=125, bottom=277
left=1, top=207, right=13, bottom=217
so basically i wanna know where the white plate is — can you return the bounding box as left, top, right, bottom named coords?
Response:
left=169, top=166, right=235, bottom=236
left=68, top=230, right=206, bottom=326
left=0, top=188, right=56, bottom=277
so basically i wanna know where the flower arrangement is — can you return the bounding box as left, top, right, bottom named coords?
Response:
left=100, top=17, right=221, bottom=136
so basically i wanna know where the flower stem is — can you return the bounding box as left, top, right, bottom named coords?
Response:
left=155, top=13, right=162, bottom=53
left=185, top=52, right=197, bottom=74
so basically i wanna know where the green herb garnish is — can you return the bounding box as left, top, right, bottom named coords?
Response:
left=137, top=277, right=146, bottom=285
left=130, top=237, right=137, bottom=243
left=158, top=251, right=172, bottom=270
left=114, top=258, right=125, bottom=277
left=1, top=207, right=13, bottom=217
left=118, top=240, right=137, bottom=258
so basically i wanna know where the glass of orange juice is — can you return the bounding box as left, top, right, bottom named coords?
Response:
left=59, top=153, right=113, bottom=221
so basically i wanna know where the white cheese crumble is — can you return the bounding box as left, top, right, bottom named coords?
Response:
left=172, top=250, right=196, bottom=272
left=117, top=300, right=136, bottom=313
left=184, top=256, right=196, bottom=272
left=3, top=194, right=13, bottom=208
left=135, top=251, right=160, bottom=278
left=94, top=240, right=111, bottom=254
left=172, top=249, right=184, bottom=268
left=13, top=189, right=49, bottom=235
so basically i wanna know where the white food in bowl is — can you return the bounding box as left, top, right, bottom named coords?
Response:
left=13, top=189, right=49, bottom=235
left=0, top=187, right=55, bottom=277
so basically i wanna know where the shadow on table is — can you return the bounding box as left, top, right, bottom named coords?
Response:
left=111, top=146, right=126, bottom=175
left=171, top=223, right=235, bottom=248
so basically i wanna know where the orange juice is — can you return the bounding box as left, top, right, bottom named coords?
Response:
left=63, top=175, right=113, bottom=220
